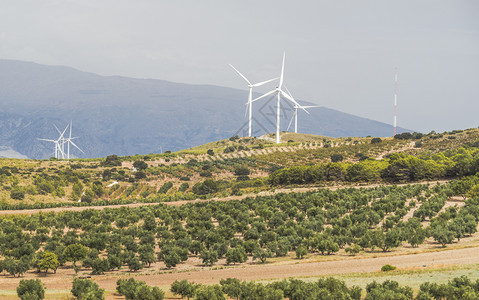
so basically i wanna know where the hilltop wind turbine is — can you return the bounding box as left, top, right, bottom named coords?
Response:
left=38, top=125, right=68, bottom=159
left=252, top=53, right=309, bottom=143
left=229, top=64, right=277, bottom=137
left=287, top=104, right=320, bottom=133
left=284, top=86, right=319, bottom=133
left=64, top=121, right=84, bottom=159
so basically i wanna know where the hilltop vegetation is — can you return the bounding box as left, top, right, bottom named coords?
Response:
left=0, top=128, right=478, bottom=209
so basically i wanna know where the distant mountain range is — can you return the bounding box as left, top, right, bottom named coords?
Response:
left=0, top=59, right=409, bottom=159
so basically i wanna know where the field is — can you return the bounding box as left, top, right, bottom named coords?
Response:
left=1, top=129, right=479, bottom=299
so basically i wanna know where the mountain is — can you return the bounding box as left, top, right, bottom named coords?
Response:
left=0, top=59, right=409, bottom=159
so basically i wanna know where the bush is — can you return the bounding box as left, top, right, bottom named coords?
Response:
left=71, top=278, right=105, bottom=300
left=381, top=264, right=397, bottom=271
left=371, top=137, right=382, bottom=144
left=102, top=155, right=122, bottom=167
left=133, top=160, right=148, bottom=170
left=10, top=188, right=25, bottom=200
left=17, top=279, right=45, bottom=300
left=330, top=154, right=343, bottom=163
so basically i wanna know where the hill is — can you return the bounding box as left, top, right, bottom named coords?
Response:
left=0, top=59, right=409, bottom=159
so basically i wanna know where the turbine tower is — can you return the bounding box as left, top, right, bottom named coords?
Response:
left=252, top=53, right=308, bottom=143
left=287, top=104, right=320, bottom=133
left=38, top=125, right=68, bottom=159
left=284, top=86, right=319, bottom=133
left=64, top=121, right=84, bottom=159
left=393, top=68, right=398, bottom=136
left=229, top=64, right=277, bottom=137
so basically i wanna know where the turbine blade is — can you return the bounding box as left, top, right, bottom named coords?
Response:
left=302, top=105, right=320, bottom=109
left=69, top=120, right=72, bottom=139
left=244, top=102, right=249, bottom=118
left=252, top=77, right=279, bottom=87
left=251, top=89, right=277, bottom=103
left=287, top=110, right=296, bottom=131
left=38, top=138, right=55, bottom=142
left=229, top=64, right=251, bottom=86
left=53, top=124, right=62, bottom=135
left=279, top=53, right=285, bottom=89
left=281, top=90, right=310, bottom=114
left=69, top=140, right=84, bottom=154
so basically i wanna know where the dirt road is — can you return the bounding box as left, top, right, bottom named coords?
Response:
left=0, top=245, right=477, bottom=294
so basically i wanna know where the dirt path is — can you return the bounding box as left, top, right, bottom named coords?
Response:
left=0, top=245, right=477, bottom=294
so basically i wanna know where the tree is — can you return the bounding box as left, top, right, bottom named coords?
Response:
left=10, top=188, right=25, bottom=200
left=102, top=155, right=122, bottom=167
left=330, top=154, right=343, bottom=163
left=200, top=249, right=218, bottom=266
left=17, top=279, right=45, bottom=300
left=171, top=279, right=197, bottom=300
left=430, top=222, right=455, bottom=247
left=38, top=251, right=59, bottom=274
left=207, top=149, right=215, bottom=156
left=63, top=243, right=88, bottom=267
left=139, top=244, right=156, bottom=267
left=133, top=160, right=148, bottom=170
left=117, top=278, right=164, bottom=300
left=163, top=251, right=181, bottom=269
left=194, top=285, right=225, bottom=300
left=295, top=247, right=308, bottom=259
left=252, top=248, right=272, bottom=263
left=81, top=188, right=95, bottom=203
left=126, top=257, right=142, bottom=272
left=226, top=247, right=247, bottom=265
left=71, top=278, right=105, bottom=300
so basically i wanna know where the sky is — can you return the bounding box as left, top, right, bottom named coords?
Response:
left=1, top=0, right=478, bottom=133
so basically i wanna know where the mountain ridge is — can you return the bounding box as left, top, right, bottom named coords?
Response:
left=0, top=59, right=409, bottom=159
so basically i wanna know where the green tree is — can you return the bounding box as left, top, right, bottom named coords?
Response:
left=171, top=279, right=197, bottom=300
left=199, top=249, right=218, bottom=266
left=38, top=251, right=59, bottom=274
left=139, top=244, right=156, bottom=267
left=17, top=279, right=45, bottom=300
left=71, top=278, right=105, bottom=300
left=194, top=285, right=225, bottom=300
left=133, top=160, right=148, bottom=170
left=226, top=247, right=247, bottom=265
left=63, top=243, right=88, bottom=267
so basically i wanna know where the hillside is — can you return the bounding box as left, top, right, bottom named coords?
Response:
left=0, top=129, right=478, bottom=299
left=0, top=59, right=410, bottom=159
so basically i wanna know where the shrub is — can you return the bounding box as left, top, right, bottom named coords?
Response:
left=10, top=188, right=25, bottom=200
left=381, top=264, right=397, bottom=271
left=371, top=137, right=382, bottom=144
left=71, top=278, right=105, bottom=300
left=330, top=154, right=343, bottom=163
left=17, top=279, right=45, bottom=300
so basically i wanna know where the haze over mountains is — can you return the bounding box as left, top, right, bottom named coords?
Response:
left=0, top=59, right=408, bottom=159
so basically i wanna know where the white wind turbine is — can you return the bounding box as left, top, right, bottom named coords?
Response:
left=38, top=125, right=68, bottom=159
left=229, top=64, right=277, bottom=137
left=284, top=87, right=320, bottom=133
left=287, top=104, right=320, bottom=133
left=63, top=121, right=84, bottom=159
left=251, top=53, right=309, bottom=143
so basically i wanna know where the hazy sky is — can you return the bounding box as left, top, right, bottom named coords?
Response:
left=1, top=0, right=478, bottom=133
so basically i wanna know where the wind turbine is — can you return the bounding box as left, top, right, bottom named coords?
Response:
left=286, top=104, right=320, bottom=133
left=38, top=125, right=68, bottom=159
left=229, top=64, right=277, bottom=137
left=251, top=53, right=309, bottom=143
left=284, top=86, right=320, bottom=133
left=63, top=121, right=84, bottom=159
